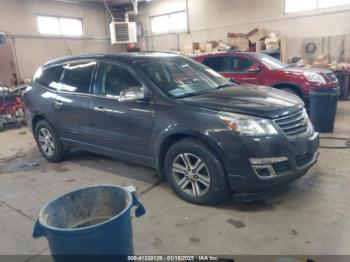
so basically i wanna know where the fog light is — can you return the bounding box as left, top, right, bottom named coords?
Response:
left=252, top=164, right=276, bottom=178
left=249, top=156, right=288, bottom=165
left=255, top=167, right=272, bottom=177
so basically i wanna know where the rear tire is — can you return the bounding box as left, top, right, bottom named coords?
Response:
left=164, top=138, right=229, bottom=205
left=34, top=120, right=67, bottom=162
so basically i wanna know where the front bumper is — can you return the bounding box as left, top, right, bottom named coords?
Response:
left=25, top=110, right=33, bottom=132
left=217, top=129, right=320, bottom=198
left=231, top=150, right=319, bottom=202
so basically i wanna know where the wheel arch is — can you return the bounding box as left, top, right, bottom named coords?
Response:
left=31, top=114, right=47, bottom=132
left=31, top=113, right=57, bottom=133
left=272, top=82, right=304, bottom=98
left=156, top=131, right=229, bottom=179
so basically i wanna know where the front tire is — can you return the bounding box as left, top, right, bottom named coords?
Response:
left=34, top=120, right=67, bottom=162
left=164, top=138, right=229, bottom=205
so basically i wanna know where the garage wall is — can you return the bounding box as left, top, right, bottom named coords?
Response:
left=137, top=0, right=350, bottom=60
left=0, top=0, right=124, bottom=80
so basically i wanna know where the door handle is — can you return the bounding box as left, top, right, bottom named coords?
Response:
left=53, top=100, right=63, bottom=109
left=94, top=105, right=105, bottom=112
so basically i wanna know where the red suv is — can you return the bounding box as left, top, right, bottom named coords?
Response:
left=192, top=52, right=339, bottom=103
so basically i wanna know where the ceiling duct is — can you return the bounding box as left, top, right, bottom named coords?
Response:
left=131, top=0, right=138, bottom=15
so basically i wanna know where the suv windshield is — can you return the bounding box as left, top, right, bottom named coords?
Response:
left=250, top=53, right=288, bottom=70
left=139, top=56, right=231, bottom=98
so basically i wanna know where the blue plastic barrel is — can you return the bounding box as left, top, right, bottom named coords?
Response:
left=32, top=185, right=145, bottom=262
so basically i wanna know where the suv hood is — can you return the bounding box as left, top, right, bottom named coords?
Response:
left=182, top=85, right=304, bottom=118
left=277, top=66, right=337, bottom=83
left=278, top=66, right=332, bottom=75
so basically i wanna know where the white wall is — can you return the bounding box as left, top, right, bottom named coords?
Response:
left=0, top=0, right=124, bottom=80
left=137, top=0, right=350, bottom=60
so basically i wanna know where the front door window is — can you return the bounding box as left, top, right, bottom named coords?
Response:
left=97, top=63, right=142, bottom=99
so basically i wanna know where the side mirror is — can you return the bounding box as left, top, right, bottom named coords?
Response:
left=118, top=87, right=150, bottom=102
left=247, top=66, right=260, bottom=74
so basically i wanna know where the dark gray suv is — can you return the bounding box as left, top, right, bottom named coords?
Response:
left=23, top=52, right=320, bottom=204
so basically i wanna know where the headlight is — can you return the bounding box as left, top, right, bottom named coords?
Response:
left=303, top=72, right=326, bottom=84
left=219, top=112, right=278, bottom=136
left=302, top=108, right=314, bottom=134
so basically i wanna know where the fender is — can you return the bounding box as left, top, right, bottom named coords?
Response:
left=155, top=127, right=230, bottom=177
left=31, top=111, right=63, bottom=135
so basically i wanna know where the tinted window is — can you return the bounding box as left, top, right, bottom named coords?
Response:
left=60, top=61, right=96, bottom=93
left=224, top=57, right=254, bottom=72
left=202, top=56, right=225, bottom=72
left=97, top=63, right=142, bottom=98
left=35, top=66, right=64, bottom=89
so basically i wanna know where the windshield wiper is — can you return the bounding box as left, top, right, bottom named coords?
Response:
left=176, top=92, right=199, bottom=99
left=176, top=83, right=235, bottom=99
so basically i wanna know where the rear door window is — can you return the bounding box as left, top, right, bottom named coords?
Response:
left=35, top=66, right=64, bottom=90
left=60, top=61, right=96, bottom=94
left=202, top=56, right=225, bottom=72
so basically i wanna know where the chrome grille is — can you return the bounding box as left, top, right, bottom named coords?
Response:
left=274, top=109, right=308, bottom=136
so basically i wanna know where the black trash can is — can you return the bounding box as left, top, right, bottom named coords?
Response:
left=32, top=185, right=145, bottom=262
left=335, top=71, right=350, bottom=100
left=310, top=88, right=338, bottom=133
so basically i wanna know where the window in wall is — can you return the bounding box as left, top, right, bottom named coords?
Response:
left=319, top=0, right=350, bottom=8
left=151, top=11, right=187, bottom=34
left=285, top=0, right=350, bottom=13
left=37, top=16, right=83, bottom=36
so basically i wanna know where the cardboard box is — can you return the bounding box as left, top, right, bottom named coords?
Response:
left=255, top=40, right=265, bottom=52
left=247, top=28, right=266, bottom=44
left=265, top=37, right=279, bottom=51
left=181, top=45, right=194, bottom=56
left=227, top=33, right=249, bottom=52
left=227, top=38, right=249, bottom=51
left=204, top=43, right=213, bottom=53
left=192, top=42, right=200, bottom=50
left=266, top=42, right=279, bottom=51
left=208, top=40, right=219, bottom=48
left=312, top=54, right=330, bottom=68
left=265, top=37, right=279, bottom=44
left=227, top=32, right=246, bottom=38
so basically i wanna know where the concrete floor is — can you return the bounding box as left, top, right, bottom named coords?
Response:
left=0, top=102, right=350, bottom=261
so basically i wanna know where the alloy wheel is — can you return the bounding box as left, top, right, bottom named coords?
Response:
left=172, top=153, right=211, bottom=197
left=38, top=127, right=55, bottom=157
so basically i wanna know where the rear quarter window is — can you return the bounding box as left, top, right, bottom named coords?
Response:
left=60, top=61, right=96, bottom=94
left=34, top=66, right=64, bottom=90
